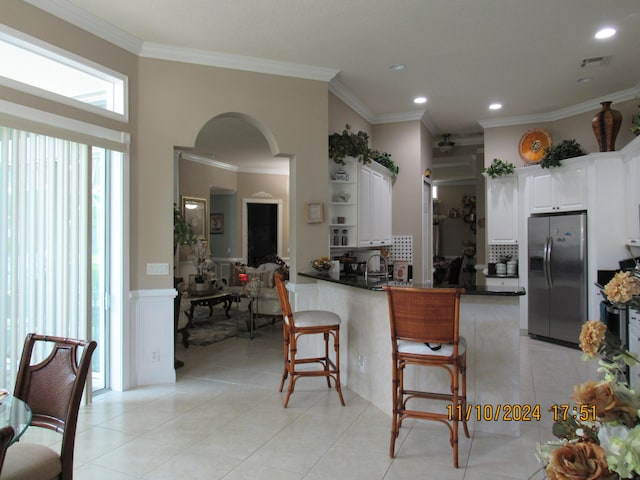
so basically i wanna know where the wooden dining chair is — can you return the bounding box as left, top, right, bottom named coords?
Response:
left=1, top=333, right=96, bottom=480
left=0, top=426, right=15, bottom=474
left=385, top=286, right=469, bottom=468
left=275, top=273, right=345, bottom=408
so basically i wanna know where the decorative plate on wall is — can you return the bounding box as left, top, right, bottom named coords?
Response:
left=518, top=129, right=552, bottom=163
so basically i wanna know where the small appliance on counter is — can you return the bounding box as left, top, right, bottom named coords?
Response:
left=506, top=259, right=518, bottom=276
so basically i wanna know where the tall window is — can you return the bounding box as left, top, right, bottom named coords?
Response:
left=0, top=27, right=127, bottom=120
left=0, top=126, right=100, bottom=389
left=0, top=28, right=128, bottom=393
left=91, top=148, right=111, bottom=392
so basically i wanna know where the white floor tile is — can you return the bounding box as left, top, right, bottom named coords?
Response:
left=9, top=325, right=593, bottom=478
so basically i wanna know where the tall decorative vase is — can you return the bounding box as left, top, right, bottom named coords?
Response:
left=592, top=101, right=622, bottom=152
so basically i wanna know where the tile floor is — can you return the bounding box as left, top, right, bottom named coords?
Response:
left=20, top=323, right=598, bottom=479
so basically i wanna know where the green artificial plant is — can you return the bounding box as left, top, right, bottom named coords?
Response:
left=173, top=203, right=196, bottom=256
left=539, top=139, right=585, bottom=169
left=483, top=158, right=515, bottom=178
left=329, top=124, right=399, bottom=176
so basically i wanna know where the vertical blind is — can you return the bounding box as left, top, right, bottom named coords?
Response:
left=0, top=125, right=89, bottom=388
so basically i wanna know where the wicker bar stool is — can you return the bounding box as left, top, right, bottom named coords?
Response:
left=384, top=286, right=469, bottom=468
left=275, top=273, right=345, bottom=408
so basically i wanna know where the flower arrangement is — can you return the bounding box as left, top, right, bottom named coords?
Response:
left=535, top=270, right=640, bottom=479
left=604, top=271, right=640, bottom=311
left=192, top=238, right=215, bottom=283
left=311, top=256, right=333, bottom=272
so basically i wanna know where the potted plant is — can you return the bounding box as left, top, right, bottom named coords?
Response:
left=329, top=124, right=370, bottom=164
left=329, top=124, right=399, bottom=176
left=193, top=239, right=214, bottom=290
left=483, top=158, right=515, bottom=178
left=369, top=149, right=400, bottom=176
left=173, top=203, right=196, bottom=256
left=539, top=139, right=585, bottom=169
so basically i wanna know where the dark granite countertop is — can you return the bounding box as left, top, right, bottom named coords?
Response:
left=298, top=272, right=526, bottom=296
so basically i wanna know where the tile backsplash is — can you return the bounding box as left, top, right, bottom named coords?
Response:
left=488, top=244, right=519, bottom=263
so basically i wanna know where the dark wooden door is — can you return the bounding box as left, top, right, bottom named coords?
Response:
left=247, top=203, right=277, bottom=266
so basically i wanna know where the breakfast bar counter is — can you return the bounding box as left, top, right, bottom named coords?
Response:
left=296, top=272, right=525, bottom=436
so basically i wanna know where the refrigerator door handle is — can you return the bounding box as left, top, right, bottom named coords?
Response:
left=546, top=236, right=554, bottom=288
left=543, top=236, right=551, bottom=288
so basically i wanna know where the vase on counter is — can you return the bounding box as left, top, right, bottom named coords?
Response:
left=592, top=101, right=622, bottom=152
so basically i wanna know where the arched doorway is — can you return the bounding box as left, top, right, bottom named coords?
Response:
left=174, top=112, right=291, bottom=274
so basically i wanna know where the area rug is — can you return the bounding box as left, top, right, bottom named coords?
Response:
left=185, top=307, right=251, bottom=346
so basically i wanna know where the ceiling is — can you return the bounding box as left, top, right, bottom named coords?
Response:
left=27, top=0, right=640, bottom=166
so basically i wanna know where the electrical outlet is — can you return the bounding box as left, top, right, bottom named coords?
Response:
left=358, top=354, right=365, bottom=372
left=151, top=349, right=160, bottom=362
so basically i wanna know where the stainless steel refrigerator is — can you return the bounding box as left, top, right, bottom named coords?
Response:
left=528, top=212, right=587, bottom=344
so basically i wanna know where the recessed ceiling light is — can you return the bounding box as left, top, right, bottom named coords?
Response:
left=489, top=103, right=502, bottom=110
left=414, top=96, right=427, bottom=104
left=595, top=27, right=616, bottom=39
left=389, top=63, right=406, bottom=71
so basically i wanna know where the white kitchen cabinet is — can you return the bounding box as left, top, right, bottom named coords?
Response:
left=358, top=163, right=392, bottom=247
left=485, top=276, right=519, bottom=288
left=486, top=175, right=518, bottom=244
left=529, top=163, right=588, bottom=214
left=329, top=158, right=358, bottom=248
left=624, top=146, right=640, bottom=243
left=329, top=159, right=392, bottom=250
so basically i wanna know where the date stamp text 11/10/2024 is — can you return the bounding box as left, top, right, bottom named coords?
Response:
left=446, top=404, right=597, bottom=422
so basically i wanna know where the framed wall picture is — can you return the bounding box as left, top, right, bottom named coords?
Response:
left=306, top=202, right=324, bottom=224
left=181, top=196, right=208, bottom=240
left=211, top=213, right=224, bottom=234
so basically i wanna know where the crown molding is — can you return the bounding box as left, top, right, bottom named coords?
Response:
left=178, top=151, right=288, bottom=176
left=24, top=0, right=143, bottom=54
left=478, top=84, right=640, bottom=129
left=25, top=0, right=338, bottom=82
left=329, top=78, right=375, bottom=123
left=420, top=112, right=439, bottom=135
left=239, top=165, right=290, bottom=176
left=141, top=42, right=339, bottom=82
left=23, top=0, right=640, bottom=137
left=179, top=151, right=232, bottom=170
left=373, top=110, right=425, bottom=124
left=330, top=78, right=429, bottom=127
left=431, top=177, right=479, bottom=186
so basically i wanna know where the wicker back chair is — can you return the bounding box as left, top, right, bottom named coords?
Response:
left=385, top=286, right=469, bottom=468
left=3, top=333, right=96, bottom=480
left=275, top=273, right=345, bottom=408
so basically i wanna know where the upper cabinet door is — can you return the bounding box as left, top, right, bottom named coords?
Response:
left=529, top=164, right=587, bottom=214
left=358, top=166, right=373, bottom=246
left=554, top=167, right=587, bottom=211
left=358, top=164, right=392, bottom=247
left=371, top=169, right=392, bottom=244
left=486, top=175, right=518, bottom=244
left=529, top=172, right=554, bottom=214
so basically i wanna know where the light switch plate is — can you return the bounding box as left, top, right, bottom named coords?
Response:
left=146, top=263, right=169, bottom=275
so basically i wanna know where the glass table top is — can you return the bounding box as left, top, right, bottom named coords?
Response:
left=0, top=393, right=32, bottom=444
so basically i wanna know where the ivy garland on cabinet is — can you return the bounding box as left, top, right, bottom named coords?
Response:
left=329, top=124, right=399, bottom=176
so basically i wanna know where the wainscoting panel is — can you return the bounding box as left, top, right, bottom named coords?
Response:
left=129, top=289, right=177, bottom=386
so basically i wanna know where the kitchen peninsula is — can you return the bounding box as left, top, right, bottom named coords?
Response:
left=298, top=272, right=526, bottom=436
